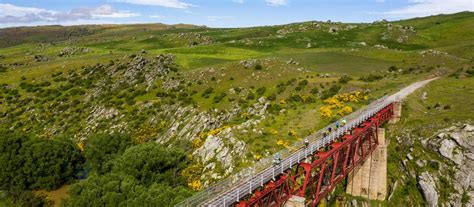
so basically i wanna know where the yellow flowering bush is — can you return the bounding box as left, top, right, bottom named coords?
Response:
left=337, top=106, right=353, bottom=116
left=192, top=138, right=204, bottom=148
left=188, top=180, right=201, bottom=191
left=77, top=142, right=85, bottom=152
left=277, top=140, right=285, bottom=145
left=288, top=130, right=297, bottom=136
left=270, top=129, right=278, bottom=135
left=319, top=106, right=334, bottom=118
left=182, top=163, right=204, bottom=191
left=319, top=91, right=368, bottom=119
left=199, top=126, right=231, bottom=139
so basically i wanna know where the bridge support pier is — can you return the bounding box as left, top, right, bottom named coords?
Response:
left=285, top=195, right=305, bottom=207
left=388, top=101, right=402, bottom=124
left=346, top=128, right=387, bottom=200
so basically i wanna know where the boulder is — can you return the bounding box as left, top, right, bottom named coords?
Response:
left=416, top=160, right=426, bottom=167
left=450, top=131, right=474, bottom=151
left=463, top=124, right=474, bottom=132
left=439, top=139, right=456, bottom=160
left=418, top=172, right=438, bottom=207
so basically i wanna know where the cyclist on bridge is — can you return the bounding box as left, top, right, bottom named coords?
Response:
left=341, top=119, right=347, bottom=126
left=273, top=152, right=281, bottom=166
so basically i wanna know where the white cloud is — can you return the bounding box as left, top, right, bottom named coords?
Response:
left=87, top=5, right=138, bottom=18
left=206, top=16, right=234, bottom=21
left=0, top=3, right=139, bottom=24
left=381, top=0, right=473, bottom=18
left=375, top=0, right=385, bottom=3
left=265, top=0, right=288, bottom=6
left=232, top=0, right=245, bottom=4
left=149, top=15, right=162, bottom=18
left=113, top=0, right=194, bottom=9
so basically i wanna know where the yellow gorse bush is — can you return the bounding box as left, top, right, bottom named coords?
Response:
left=182, top=163, right=204, bottom=191
left=188, top=180, right=201, bottom=191
left=199, top=126, right=231, bottom=139
left=319, top=105, right=334, bottom=118
left=192, top=138, right=204, bottom=148
left=319, top=91, right=367, bottom=119
left=337, top=106, right=353, bottom=116
left=277, top=139, right=290, bottom=147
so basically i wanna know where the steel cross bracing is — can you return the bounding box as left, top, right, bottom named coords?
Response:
left=176, top=78, right=436, bottom=207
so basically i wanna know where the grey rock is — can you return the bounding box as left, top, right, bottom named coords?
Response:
left=439, top=139, right=456, bottom=160
left=450, top=131, right=474, bottom=151
left=418, top=172, right=438, bottom=207
left=421, top=91, right=428, bottom=100
left=416, top=160, right=426, bottom=167
left=463, top=124, right=474, bottom=132
left=351, top=199, right=357, bottom=207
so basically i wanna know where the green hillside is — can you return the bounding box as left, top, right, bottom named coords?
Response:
left=0, top=12, right=473, bottom=206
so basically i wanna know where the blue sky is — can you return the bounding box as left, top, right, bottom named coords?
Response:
left=0, top=0, right=472, bottom=28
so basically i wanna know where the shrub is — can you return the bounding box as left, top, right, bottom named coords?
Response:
left=321, top=85, right=341, bottom=100
left=201, top=87, right=214, bottom=98
left=277, top=85, right=286, bottom=94
left=6, top=188, right=52, bottom=206
left=267, top=94, right=276, bottom=101
left=247, top=92, right=255, bottom=100
left=84, top=133, right=134, bottom=174
left=213, top=92, right=227, bottom=103
left=359, top=74, right=383, bottom=82
left=256, top=87, right=266, bottom=96
left=254, top=64, right=263, bottom=70
left=156, top=91, right=167, bottom=97
left=338, top=75, right=352, bottom=84
left=388, top=65, right=397, bottom=72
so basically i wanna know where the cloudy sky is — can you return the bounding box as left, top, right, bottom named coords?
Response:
left=0, top=0, right=472, bottom=28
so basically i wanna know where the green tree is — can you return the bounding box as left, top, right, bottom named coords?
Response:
left=65, top=173, right=191, bottom=207
left=20, top=136, right=83, bottom=190
left=84, top=133, right=134, bottom=174
left=112, top=143, right=187, bottom=186
left=0, top=130, right=83, bottom=190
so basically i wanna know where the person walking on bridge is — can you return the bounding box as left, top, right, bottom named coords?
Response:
left=304, top=138, right=309, bottom=148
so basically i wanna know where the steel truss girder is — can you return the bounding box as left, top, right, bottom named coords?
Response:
left=236, top=104, right=394, bottom=207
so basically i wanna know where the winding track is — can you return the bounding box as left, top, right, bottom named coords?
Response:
left=178, top=78, right=437, bottom=207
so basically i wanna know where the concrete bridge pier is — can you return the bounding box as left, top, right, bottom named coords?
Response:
left=389, top=101, right=402, bottom=124
left=346, top=127, right=387, bottom=200
left=285, top=195, right=305, bottom=207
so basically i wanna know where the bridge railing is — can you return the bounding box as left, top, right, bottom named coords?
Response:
left=176, top=94, right=391, bottom=207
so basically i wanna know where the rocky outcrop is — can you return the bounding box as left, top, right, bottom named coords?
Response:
left=418, top=172, right=438, bottom=207
left=58, top=46, right=90, bottom=57
left=425, top=124, right=474, bottom=206
left=239, top=59, right=257, bottom=69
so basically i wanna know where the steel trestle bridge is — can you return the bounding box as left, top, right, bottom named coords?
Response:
left=177, top=78, right=436, bottom=207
